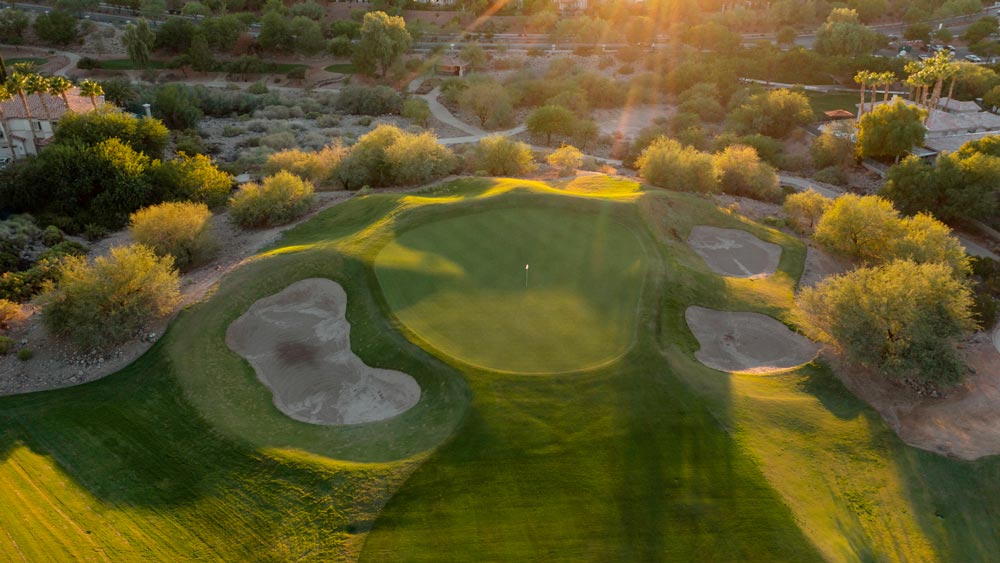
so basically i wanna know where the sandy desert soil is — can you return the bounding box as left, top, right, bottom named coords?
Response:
left=226, top=278, right=421, bottom=425
left=685, top=306, right=820, bottom=374
left=687, top=225, right=783, bottom=278
left=827, top=335, right=1000, bottom=460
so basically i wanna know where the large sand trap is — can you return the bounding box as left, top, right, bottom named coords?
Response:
left=226, top=278, right=420, bottom=425
left=687, top=226, right=781, bottom=278
left=685, top=306, right=820, bottom=374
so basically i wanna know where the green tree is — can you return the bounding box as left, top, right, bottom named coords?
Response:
left=796, top=259, right=977, bottom=384
left=783, top=189, right=832, bottom=233
left=188, top=33, right=215, bottom=72
left=353, top=11, right=411, bottom=78
left=814, top=194, right=903, bottom=262
left=154, top=17, right=197, bottom=53
left=857, top=100, right=926, bottom=161
left=776, top=26, right=797, bottom=46
left=459, top=83, right=513, bottom=129
left=55, top=107, right=170, bottom=157
left=335, top=125, right=453, bottom=189
left=153, top=83, right=203, bottom=130
left=33, top=10, right=78, bottom=46
left=882, top=152, right=999, bottom=222
left=202, top=15, right=247, bottom=51
left=636, top=136, right=718, bottom=193
left=962, top=17, right=998, bottom=45
left=291, top=16, right=326, bottom=55
left=78, top=79, right=103, bottom=109
left=810, top=130, right=856, bottom=169
left=727, top=88, right=813, bottom=138
left=259, top=9, right=293, bottom=51
left=904, top=22, right=932, bottom=43
left=129, top=201, right=214, bottom=270
left=123, top=19, right=155, bottom=68
left=712, top=144, right=781, bottom=201
left=42, top=244, right=180, bottom=349
left=814, top=8, right=880, bottom=57
left=473, top=135, right=536, bottom=176
left=526, top=104, right=577, bottom=146
left=459, top=42, right=487, bottom=71
left=0, top=9, right=30, bottom=45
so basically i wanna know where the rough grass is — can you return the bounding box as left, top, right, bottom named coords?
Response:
left=0, top=176, right=998, bottom=562
left=325, top=63, right=357, bottom=74
left=805, top=92, right=862, bottom=119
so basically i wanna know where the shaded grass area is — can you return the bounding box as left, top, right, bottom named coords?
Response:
left=7, top=57, right=47, bottom=67
left=96, top=59, right=170, bottom=70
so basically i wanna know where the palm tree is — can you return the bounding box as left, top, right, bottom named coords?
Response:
left=880, top=72, right=897, bottom=103
left=854, top=70, right=871, bottom=119
left=26, top=74, right=53, bottom=123
left=78, top=80, right=104, bottom=110
left=5, top=72, right=37, bottom=154
left=0, top=84, right=19, bottom=162
left=47, top=76, right=73, bottom=111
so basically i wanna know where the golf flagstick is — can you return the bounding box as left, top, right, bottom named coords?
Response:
left=525, top=264, right=529, bottom=288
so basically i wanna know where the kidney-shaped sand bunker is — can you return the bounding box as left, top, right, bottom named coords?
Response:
left=226, top=278, right=420, bottom=425
left=687, top=226, right=781, bottom=278
left=685, top=306, right=820, bottom=374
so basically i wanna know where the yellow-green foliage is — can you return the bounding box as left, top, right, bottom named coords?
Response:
left=713, top=144, right=781, bottom=201
left=546, top=145, right=584, bottom=175
left=229, top=171, right=315, bottom=228
left=473, top=135, right=536, bottom=176
left=129, top=202, right=215, bottom=270
left=263, top=143, right=347, bottom=188
left=0, top=298, right=26, bottom=330
left=783, top=188, right=832, bottom=232
left=41, top=244, right=180, bottom=349
left=636, top=136, right=717, bottom=193
left=797, top=259, right=977, bottom=383
left=815, top=194, right=969, bottom=275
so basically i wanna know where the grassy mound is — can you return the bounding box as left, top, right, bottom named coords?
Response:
left=1, top=176, right=999, bottom=562
left=375, top=206, right=648, bottom=373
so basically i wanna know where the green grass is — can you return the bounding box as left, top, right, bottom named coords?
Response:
left=0, top=176, right=999, bottom=562
left=325, top=63, right=357, bottom=74
left=6, top=57, right=47, bottom=67
left=96, top=59, right=170, bottom=70
left=806, top=91, right=861, bottom=119
left=375, top=206, right=648, bottom=373
left=269, top=62, right=309, bottom=74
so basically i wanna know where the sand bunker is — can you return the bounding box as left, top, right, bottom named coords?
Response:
left=685, top=306, right=820, bottom=374
left=687, top=226, right=781, bottom=278
left=226, top=278, right=420, bottom=425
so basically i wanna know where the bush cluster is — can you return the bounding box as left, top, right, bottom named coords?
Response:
left=229, top=171, right=315, bottom=228
left=336, top=125, right=455, bottom=190
left=129, top=202, right=215, bottom=270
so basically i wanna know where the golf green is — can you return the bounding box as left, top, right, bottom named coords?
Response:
left=374, top=206, right=648, bottom=373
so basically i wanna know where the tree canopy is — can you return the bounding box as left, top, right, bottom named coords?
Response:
left=856, top=100, right=926, bottom=161
left=353, top=11, right=411, bottom=78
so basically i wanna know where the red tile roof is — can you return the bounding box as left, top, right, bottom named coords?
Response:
left=0, top=87, right=102, bottom=120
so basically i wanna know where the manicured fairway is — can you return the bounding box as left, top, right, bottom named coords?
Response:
left=375, top=206, right=648, bottom=373
left=1, top=177, right=999, bottom=563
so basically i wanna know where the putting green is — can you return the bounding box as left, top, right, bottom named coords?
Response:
left=374, top=206, right=648, bottom=373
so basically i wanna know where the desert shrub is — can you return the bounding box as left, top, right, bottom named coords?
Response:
left=229, top=171, right=315, bottom=228
left=337, top=125, right=455, bottom=189
left=713, top=145, right=781, bottom=201
left=41, top=244, right=180, bottom=349
left=473, top=136, right=537, bottom=176
left=55, top=109, right=170, bottom=158
left=259, top=131, right=298, bottom=150
left=248, top=81, right=269, bottom=94
left=263, top=143, right=346, bottom=187
left=402, top=98, right=431, bottom=127
left=813, top=165, right=848, bottom=186
left=336, top=84, right=403, bottom=115
left=222, top=125, right=246, bottom=137
left=546, top=145, right=584, bottom=175
left=16, top=348, right=31, bottom=361
left=783, top=189, right=832, bottom=233
left=41, top=226, right=63, bottom=247
left=173, top=129, right=210, bottom=155
left=129, top=202, right=214, bottom=270
left=811, top=130, right=856, bottom=169
left=146, top=152, right=234, bottom=208
left=0, top=298, right=25, bottom=330
left=636, top=136, right=718, bottom=193
left=0, top=336, right=11, bottom=355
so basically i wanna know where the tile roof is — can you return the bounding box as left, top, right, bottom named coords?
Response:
left=0, top=87, right=102, bottom=120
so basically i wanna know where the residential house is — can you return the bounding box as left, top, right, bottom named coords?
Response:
left=0, top=86, right=103, bottom=163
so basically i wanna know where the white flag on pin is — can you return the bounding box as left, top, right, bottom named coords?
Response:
left=525, top=264, right=529, bottom=270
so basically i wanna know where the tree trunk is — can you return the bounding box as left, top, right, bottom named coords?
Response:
left=90, top=96, right=98, bottom=110
left=870, top=84, right=877, bottom=113
left=944, top=76, right=956, bottom=111
left=60, top=93, right=70, bottom=110
left=858, top=82, right=866, bottom=119
left=884, top=82, right=890, bottom=102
